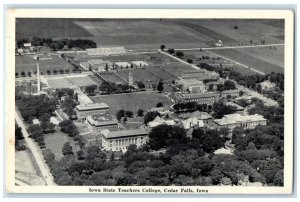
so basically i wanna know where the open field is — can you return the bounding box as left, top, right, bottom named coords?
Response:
left=46, top=77, right=72, bottom=89
left=145, top=66, right=177, bottom=81
left=67, top=76, right=96, bottom=87
left=209, top=46, right=284, bottom=74
left=15, top=55, right=74, bottom=76
left=115, top=69, right=160, bottom=84
left=44, top=132, right=77, bottom=161
left=91, top=92, right=173, bottom=115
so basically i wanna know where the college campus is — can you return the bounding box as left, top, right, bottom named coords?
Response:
left=14, top=18, right=285, bottom=187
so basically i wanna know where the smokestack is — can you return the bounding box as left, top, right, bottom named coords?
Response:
left=36, top=56, right=40, bottom=93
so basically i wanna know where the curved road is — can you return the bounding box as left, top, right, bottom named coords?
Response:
left=15, top=111, right=56, bottom=186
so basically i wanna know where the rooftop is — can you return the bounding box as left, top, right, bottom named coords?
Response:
left=115, top=62, right=131, bottom=67
left=225, top=102, right=245, bottom=111
left=87, top=114, right=118, bottom=127
left=175, top=92, right=218, bottom=100
left=214, top=114, right=266, bottom=126
left=179, top=111, right=213, bottom=120
left=75, top=102, right=109, bottom=111
left=101, top=128, right=148, bottom=139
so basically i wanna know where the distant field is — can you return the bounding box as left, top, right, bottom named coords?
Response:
left=145, top=66, right=177, bottom=81
left=91, top=92, right=173, bottom=115
left=209, top=46, right=284, bottom=74
left=15, top=55, right=74, bottom=76
left=16, top=18, right=93, bottom=39
left=17, top=19, right=283, bottom=50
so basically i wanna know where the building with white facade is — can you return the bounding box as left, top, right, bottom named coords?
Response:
left=101, top=128, right=148, bottom=152
left=213, top=114, right=267, bottom=132
left=75, top=103, right=110, bottom=121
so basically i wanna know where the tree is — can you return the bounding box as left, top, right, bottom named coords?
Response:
left=125, top=110, right=134, bottom=118
left=167, top=48, right=175, bottom=54
left=85, top=85, right=97, bottom=95
left=208, top=83, right=214, bottom=91
left=192, top=129, right=226, bottom=153
left=123, top=116, right=128, bottom=123
left=157, top=80, right=164, bottom=92
left=77, top=150, right=85, bottom=160
left=136, top=81, right=145, bottom=90
left=62, top=142, right=74, bottom=156
left=144, top=111, right=160, bottom=124
left=187, top=59, right=193, bottom=64
left=224, top=80, right=236, bottom=90
left=116, top=109, right=125, bottom=121
left=212, top=101, right=237, bottom=119
left=176, top=51, right=184, bottom=58
left=137, top=109, right=144, bottom=117
left=156, top=102, right=163, bottom=107
left=160, top=45, right=166, bottom=51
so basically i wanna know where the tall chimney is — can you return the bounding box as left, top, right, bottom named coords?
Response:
left=36, top=56, right=40, bottom=93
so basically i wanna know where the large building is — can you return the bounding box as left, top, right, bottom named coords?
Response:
left=75, top=103, right=110, bottom=120
left=220, top=89, right=240, bottom=98
left=80, top=59, right=113, bottom=71
left=86, top=47, right=126, bottom=56
left=178, top=111, right=214, bottom=124
left=181, top=70, right=219, bottom=81
left=174, top=92, right=219, bottom=105
left=86, top=113, right=119, bottom=134
left=176, top=79, right=206, bottom=93
left=101, top=128, right=148, bottom=152
left=213, top=114, right=267, bottom=132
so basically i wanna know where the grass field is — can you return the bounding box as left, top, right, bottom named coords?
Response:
left=209, top=46, right=284, bottom=74
left=145, top=66, right=177, bottom=81
left=44, top=132, right=77, bottom=161
left=15, top=55, right=74, bottom=76
left=91, top=92, right=173, bottom=115
left=67, top=76, right=96, bottom=87
left=115, top=69, right=160, bottom=84
left=46, top=78, right=72, bottom=89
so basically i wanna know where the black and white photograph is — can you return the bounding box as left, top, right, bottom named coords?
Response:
left=4, top=8, right=294, bottom=194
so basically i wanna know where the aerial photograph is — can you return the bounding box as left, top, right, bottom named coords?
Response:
left=14, top=18, right=285, bottom=188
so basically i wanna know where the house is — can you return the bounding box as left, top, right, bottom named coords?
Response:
left=101, top=128, right=148, bottom=152
left=182, top=118, right=204, bottom=130
left=213, top=114, right=267, bottom=132
left=148, top=116, right=175, bottom=128
left=178, top=111, right=213, bottom=124
left=149, top=107, right=170, bottom=115
left=174, top=92, right=219, bottom=105
left=114, top=62, right=132, bottom=69
left=75, top=103, right=110, bottom=121
left=260, top=80, right=276, bottom=91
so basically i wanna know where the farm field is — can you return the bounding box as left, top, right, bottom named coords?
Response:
left=209, top=46, right=284, bottom=74
left=44, top=132, right=78, bottom=161
left=173, top=19, right=284, bottom=46
left=16, top=19, right=284, bottom=50
left=91, top=92, right=173, bottom=115
left=15, top=55, right=74, bottom=76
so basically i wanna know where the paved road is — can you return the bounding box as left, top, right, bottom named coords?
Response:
left=15, top=111, right=56, bottom=186
left=174, top=43, right=284, bottom=51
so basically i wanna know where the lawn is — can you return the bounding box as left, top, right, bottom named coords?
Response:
left=91, top=92, right=173, bottom=116
left=15, top=54, right=74, bottom=76
left=67, top=76, right=97, bottom=87
left=44, top=132, right=78, bottom=160
left=209, top=47, right=284, bottom=74
left=115, top=69, right=160, bottom=84
left=46, top=77, right=72, bottom=89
